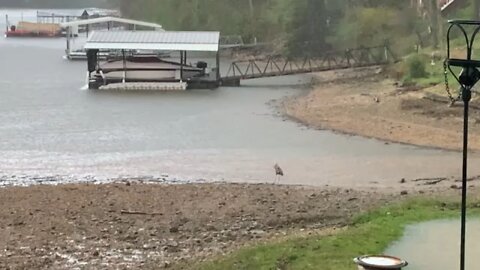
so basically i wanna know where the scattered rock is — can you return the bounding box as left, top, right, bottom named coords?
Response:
left=400, top=190, right=408, bottom=196
left=0, top=182, right=393, bottom=269
left=250, top=229, right=266, bottom=236
left=169, top=226, right=179, bottom=233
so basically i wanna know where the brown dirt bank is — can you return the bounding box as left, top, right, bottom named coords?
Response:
left=0, top=182, right=401, bottom=269
left=283, top=68, right=480, bottom=151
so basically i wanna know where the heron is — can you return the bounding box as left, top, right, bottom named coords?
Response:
left=274, top=163, right=284, bottom=184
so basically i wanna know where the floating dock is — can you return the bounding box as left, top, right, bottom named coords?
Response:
left=98, top=82, right=187, bottom=91
left=5, top=21, right=63, bottom=38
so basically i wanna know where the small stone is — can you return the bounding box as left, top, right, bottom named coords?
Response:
left=400, top=190, right=408, bottom=196
left=168, top=240, right=179, bottom=247
left=250, top=229, right=266, bottom=235
left=92, top=250, right=99, bottom=257
left=400, top=178, right=406, bottom=184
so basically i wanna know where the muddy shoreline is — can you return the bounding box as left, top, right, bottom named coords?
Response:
left=2, top=67, right=478, bottom=269
left=282, top=67, right=480, bottom=152
left=0, top=183, right=401, bottom=269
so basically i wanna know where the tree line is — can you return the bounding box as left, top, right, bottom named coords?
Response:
left=5, top=0, right=480, bottom=56
left=0, top=0, right=108, bottom=8
left=112, top=0, right=455, bottom=56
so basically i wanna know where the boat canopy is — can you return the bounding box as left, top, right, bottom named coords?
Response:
left=84, top=31, right=220, bottom=52
left=60, top=17, right=163, bottom=30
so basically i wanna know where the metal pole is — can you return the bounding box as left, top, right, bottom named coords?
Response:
left=5, top=15, right=8, bottom=33
left=460, top=85, right=471, bottom=270
left=122, top=50, right=126, bottom=84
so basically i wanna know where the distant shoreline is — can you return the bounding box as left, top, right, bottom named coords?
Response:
left=282, top=67, right=480, bottom=152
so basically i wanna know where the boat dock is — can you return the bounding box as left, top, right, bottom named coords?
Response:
left=61, top=17, right=164, bottom=60
left=84, top=31, right=221, bottom=91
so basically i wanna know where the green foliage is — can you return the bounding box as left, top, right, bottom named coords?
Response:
left=286, top=0, right=330, bottom=57
left=186, top=198, right=480, bottom=270
left=113, top=0, right=444, bottom=58
left=0, top=0, right=108, bottom=8
left=331, top=5, right=421, bottom=54
left=406, top=54, right=428, bottom=79
left=113, top=0, right=296, bottom=44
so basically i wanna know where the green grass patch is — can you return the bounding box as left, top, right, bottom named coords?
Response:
left=397, top=53, right=446, bottom=88
left=187, top=198, right=480, bottom=270
left=397, top=39, right=480, bottom=90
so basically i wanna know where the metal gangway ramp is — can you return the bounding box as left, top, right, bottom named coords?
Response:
left=221, top=44, right=395, bottom=86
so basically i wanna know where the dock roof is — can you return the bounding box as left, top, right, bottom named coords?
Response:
left=84, top=31, right=220, bottom=52
left=60, top=17, right=163, bottom=30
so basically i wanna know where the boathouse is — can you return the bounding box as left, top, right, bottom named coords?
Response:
left=84, top=30, right=221, bottom=91
left=60, top=17, right=164, bottom=60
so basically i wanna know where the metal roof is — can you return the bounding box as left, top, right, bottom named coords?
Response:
left=60, top=17, right=163, bottom=30
left=441, top=0, right=466, bottom=13
left=37, top=8, right=120, bottom=18
left=84, top=31, right=220, bottom=52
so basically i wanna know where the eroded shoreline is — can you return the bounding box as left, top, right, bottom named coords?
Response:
left=283, top=67, right=480, bottom=152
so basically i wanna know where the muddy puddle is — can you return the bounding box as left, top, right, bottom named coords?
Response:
left=386, top=219, right=480, bottom=269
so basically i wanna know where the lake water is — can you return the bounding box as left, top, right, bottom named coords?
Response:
left=0, top=9, right=479, bottom=186
left=386, top=219, right=480, bottom=269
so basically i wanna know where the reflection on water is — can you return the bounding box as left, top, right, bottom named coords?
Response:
left=1, top=9, right=480, bottom=186
left=386, top=219, right=480, bottom=270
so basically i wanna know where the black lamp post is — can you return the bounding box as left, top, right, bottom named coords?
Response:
left=446, top=20, right=480, bottom=270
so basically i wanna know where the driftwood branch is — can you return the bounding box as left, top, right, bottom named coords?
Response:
left=455, top=175, right=480, bottom=183
left=120, top=210, right=164, bottom=216
left=412, top=177, right=447, bottom=182
left=411, top=177, right=448, bottom=186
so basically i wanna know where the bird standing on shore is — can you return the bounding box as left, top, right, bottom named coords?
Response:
left=274, top=163, right=284, bottom=184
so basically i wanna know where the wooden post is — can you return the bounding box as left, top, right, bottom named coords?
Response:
left=5, top=15, right=8, bottom=33
left=216, top=50, right=220, bottom=81
left=180, top=51, right=184, bottom=82
left=66, top=26, right=71, bottom=58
